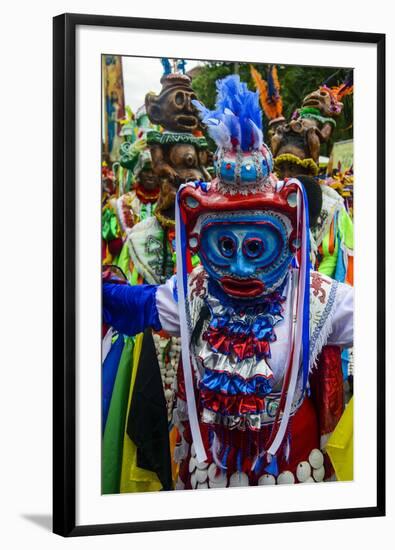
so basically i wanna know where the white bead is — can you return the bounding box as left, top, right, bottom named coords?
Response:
left=175, top=478, right=185, bottom=490
left=208, top=464, right=227, bottom=487
left=296, top=461, right=312, bottom=482
left=164, top=389, right=173, bottom=400
left=197, top=482, right=209, bottom=489
left=312, top=465, right=325, bottom=482
left=189, top=237, right=198, bottom=248
left=308, top=448, right=324, bottom=469
left=190, top=472, right=197, bottom=489
left=229, top=472, right=249, bottom=487
left=287, top=192, right=297, bottom=208
left=208, top=463, right=219, bottom=481
left=208, top=477, right=227, bottom=489
left=188, top=457, right=196, bottom=473
left=303, top=477, right=315, bottom=483
left=258, top=474, right=276, bottom=486
left=196, top=468, right=208, bottom=483
left=277, top=471, right=295, bottom=484
left=165, top=376, right=174, bottom=385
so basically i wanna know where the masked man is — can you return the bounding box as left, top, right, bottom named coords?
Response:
left=103, top=76, right=353, bottom=489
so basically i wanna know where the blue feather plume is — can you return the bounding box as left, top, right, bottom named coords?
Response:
left=161, top=58, right=172, bottom=75
left=192, top=75, right=264, bottom=151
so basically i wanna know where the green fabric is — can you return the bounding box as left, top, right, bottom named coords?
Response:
left=141, top=202, right=147, bottom=221
left=318, top=208, right=354, bottom=277
left=116, top=242, right=142, bottom=286
left=102, top=336, right=135, bottom=494
left=102, top=208, right=119, bottom=241
left=299, top=107, right=321, bottom=117
left=338, top=208, right=354, bottom=251
left=119, top=141, right=140, bottom=170
left=147, top=130, right=207, bottom=149
left=299, top=110, right=336, bottom=127
left=116, top=242, right=131, bottom=280
left=318, top=226, right=338, bottom=277
left=129, top=265, right=139, bottom=286
left=126, top=170, right=133, bottom=192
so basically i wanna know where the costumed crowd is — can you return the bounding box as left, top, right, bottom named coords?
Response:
left=101, top=56, right=354, bottom=494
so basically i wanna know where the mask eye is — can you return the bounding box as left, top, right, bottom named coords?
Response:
left=219, top=235, right=236, bottom=258
left=175, top=91, right=185, bottom=106
left=243, top=237, right=264, bottom=259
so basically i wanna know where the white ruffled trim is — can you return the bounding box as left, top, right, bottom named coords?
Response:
left=309, top=276, right=339, bottom=370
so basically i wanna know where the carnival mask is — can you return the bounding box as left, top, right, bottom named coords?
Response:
left=145, top=73, right=200, bottom=133
left=302, top=86, right=343, bottom=117
left=197, top=212, right=294, bottom=298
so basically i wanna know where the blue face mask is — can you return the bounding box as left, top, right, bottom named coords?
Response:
left=198, top=213, right=293, bottom=298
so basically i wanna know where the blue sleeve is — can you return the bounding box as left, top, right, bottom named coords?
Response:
left=103, top=282, right=162, bottom=336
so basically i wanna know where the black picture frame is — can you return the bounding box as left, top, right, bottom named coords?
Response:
left=53, top=13, right=386, bottom=537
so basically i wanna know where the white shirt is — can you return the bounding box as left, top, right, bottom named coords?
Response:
left=156, top=271, right=353, bottom=382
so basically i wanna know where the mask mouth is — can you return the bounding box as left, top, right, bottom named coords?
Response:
left=220, top=276, right=265, bottom=298
left=302, top=98, right=321, bottom=107
left=175, top=114, right=198, bottom=128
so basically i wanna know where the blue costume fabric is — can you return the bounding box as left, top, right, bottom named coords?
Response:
left=102, top=333, right=124, bottom=432
left=103, top=282, right=161, bottom=336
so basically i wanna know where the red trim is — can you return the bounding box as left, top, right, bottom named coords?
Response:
left=200, top=388, right=266, bottom=416
left=180, top=179, right=299, bottom=242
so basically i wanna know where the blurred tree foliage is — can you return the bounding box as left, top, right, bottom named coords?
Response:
left=191, top=61, right=353, bottom=156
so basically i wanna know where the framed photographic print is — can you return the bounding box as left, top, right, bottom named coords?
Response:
left=53, top=13, right=385, bottom=537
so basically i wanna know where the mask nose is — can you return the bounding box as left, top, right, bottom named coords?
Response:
left=229, top=250, right=255, bottom=277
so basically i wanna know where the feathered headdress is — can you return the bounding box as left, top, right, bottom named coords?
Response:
left=322, top=71, right=354, bottom=102
left=318, top=73, right=353, bottom=115
left=250, top=65, right=283, bottom=122
left=192, top=75, right=273, bottom=191
left=192, top=74, right=263, bottom=151
left=326, top=80, right=354, bottom=102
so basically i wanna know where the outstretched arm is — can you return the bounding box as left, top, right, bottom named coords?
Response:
left=103, top=282, right=161, bottom=336
left=103, top=276, right=180, bottom=337
left=327, top=281, right=353, bottom=348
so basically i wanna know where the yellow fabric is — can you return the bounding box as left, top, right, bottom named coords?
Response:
left=169, top=426, right=180, bottom=482
left=116, top=242, right=132, bottom=282
left=120, top=333, right=162, bottom=493
left=318, top=208, right=354, bottom=279
left=102, top=244, right=113, bottom=266
left=326, top=397, right=354, bottom=481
